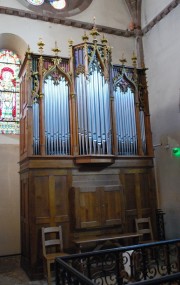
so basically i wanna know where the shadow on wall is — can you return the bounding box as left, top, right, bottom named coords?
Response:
left=150, top=101, right=180, bottom=239
left=0, top=33, right=28, bottom=61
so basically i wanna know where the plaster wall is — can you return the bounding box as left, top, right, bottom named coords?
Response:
left=0, top=0, right=131, bottom=30
left=70, top=0, right=131, bottom=30
left=142, top=5, right=180, bottom=238
left=0, top=135, right=20, bottom=255
left=0, top=14, right=134, bottom=65
left=141, top=0, right=173, bottom=27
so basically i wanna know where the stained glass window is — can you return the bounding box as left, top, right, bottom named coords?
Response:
left=27, top=0, right=44, bottom=5
left=0, top=49, right=21, bottom=134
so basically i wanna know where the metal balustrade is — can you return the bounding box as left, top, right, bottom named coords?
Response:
left=56, top=239, right=180, bottom=285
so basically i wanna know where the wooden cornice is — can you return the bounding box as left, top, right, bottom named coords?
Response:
left=0, top=6, right=134, bottom=38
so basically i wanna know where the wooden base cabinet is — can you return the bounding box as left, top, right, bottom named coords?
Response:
left=20, top=157, right=157, bottom=279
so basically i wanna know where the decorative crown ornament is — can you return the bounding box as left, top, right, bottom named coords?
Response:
left=120, top=54, right=127, bottom=66
left=90, top=17, right=100, bottom=42
left=37, top=37, right=45, bottom=54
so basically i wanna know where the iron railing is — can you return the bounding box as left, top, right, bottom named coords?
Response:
left=56, top=239, right=180, bottom=285
left=156, top=209, right=166, bottom=241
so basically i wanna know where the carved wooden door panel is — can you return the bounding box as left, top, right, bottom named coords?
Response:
left=73, top=186, right=123, bottom=229
left=121, top=169, right=157, bottom=233
left=102, top=186, right=123, bottom=227
left=74, top=187, right=101, bottom=229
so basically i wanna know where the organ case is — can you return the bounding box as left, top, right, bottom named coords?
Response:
left=19, top=33, right=157, bottom=279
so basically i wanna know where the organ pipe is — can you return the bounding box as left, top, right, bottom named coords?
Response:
left=74, top=40, right=112, bottom=155
left=27, top=32, right=152, bottom=159
left=114, top=85, right=137, bottom=155
left=44, top=76, right=70, bottom=155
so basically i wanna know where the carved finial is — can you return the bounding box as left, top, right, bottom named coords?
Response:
left=26, top=45, right=31, bottom=54
left=82, top=31, right=89, bottom=43
left=68, top=39, right=74, bottom=47
left=120, top=53, right=127, bottom=66
left=107, top=46, right=113, bottom=56
left=141, top=60, right=145, bottom=69
left=101, top=34, right=108, bottom=45
left=37, top=37, right=45, bottom=54
left=90, top=16, right=100, bottom=42
left=132, top=51, right=137, bottom=67
left=52, top=41, right=61, bottom=57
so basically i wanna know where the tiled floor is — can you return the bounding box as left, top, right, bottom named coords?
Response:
left=0, top=255, right=55, bottom=285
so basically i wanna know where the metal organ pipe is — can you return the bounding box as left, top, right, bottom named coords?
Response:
left=104, top=80, right=111, bottom=154
left=44, top=76, right=70, bottom=155
left=139, top=110, right=146, bottom=154
left=33, top=100, right=40, bottom=155
left=86, top=79, right=92, bottom=154
left=76, top=61, right=112, bottom=155
left=114, top=86, right=137, bottom=155
left=30, top=49, right=148, bottom=158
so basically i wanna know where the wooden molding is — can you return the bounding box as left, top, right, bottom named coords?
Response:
left=0, top=6, right=134, bottom=38
left=142, top=0, right=179, bottom=34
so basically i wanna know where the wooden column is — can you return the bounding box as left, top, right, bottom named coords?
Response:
left=38, top=55, right=45, bottom=156
left=69, top=40, right=78, bottom=155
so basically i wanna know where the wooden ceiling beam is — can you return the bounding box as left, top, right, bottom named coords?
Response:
left=124, top=0, right=142, bottom=30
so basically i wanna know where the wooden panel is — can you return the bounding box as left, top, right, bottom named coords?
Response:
left=139, top=172, right=151, bottom=209
left=122, top=171, right=143, bottom=232
left=34, top=176, right=50, bottom=218
left=72, top=174, right=120, bottom=188
left=72, top=172, right=123, bottom=229
left=20, top=177, right=30, bottom=259
left=33, top=173, right=70, bottom=225
left=54, top=175, right=69, bottom=222
left=19, top=157, right=157, bottom=279
left=74, top=187, right=101, bottom=229
left=20, top=117, right=24, bottom=156
left=123, top=173, right=136, bottom=210
left=121, top=169, right=157, bottom=234
left=103, top=186, right=123, bottom=226
left=73, top=185, right=123, bottom=229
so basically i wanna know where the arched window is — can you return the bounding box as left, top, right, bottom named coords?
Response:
left=0, top=49, right=21, bottom=134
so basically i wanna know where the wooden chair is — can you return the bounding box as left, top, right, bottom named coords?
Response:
left=42, top=226, right=69, bottom=285
left=135, top=217, right=154, bottom=243
left=135, top=217, right=156, bottom=262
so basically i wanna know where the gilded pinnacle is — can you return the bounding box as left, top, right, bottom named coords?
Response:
left=68, top=39, right=74, bottom=47
left=132, top=51, right=137, bottom=67
left=52, top=41, right=61, bottom=57
left=37, top=37, right=45, bottom=54
left=82, top=31, right=89, bottom=43
left=90, top=16, right=100, bottom=41
left=120, top=53, right=127, bottom=66
left=26, top=45, right=31, bottom=54
left=101, top=34, right=108, bottom=45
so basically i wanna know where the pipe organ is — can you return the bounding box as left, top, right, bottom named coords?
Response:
left=74, top=40, right=112, bottom=155
left=19, top=28, right=156, bottom=279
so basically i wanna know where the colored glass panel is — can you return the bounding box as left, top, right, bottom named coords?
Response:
left=50, top=0, right=66, bottom=9
left=0, top=50, right=21, bottom=134
left=27, top=0, right=44, bottom=5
